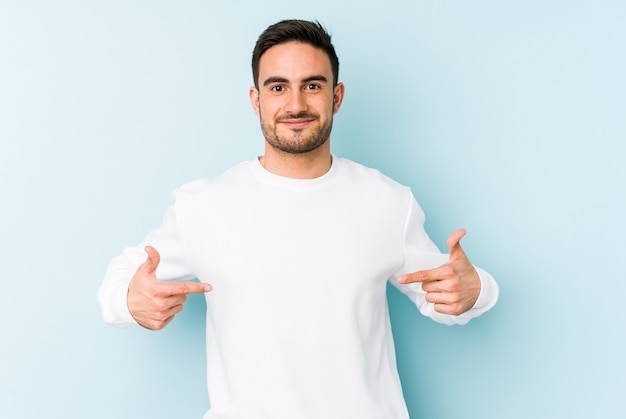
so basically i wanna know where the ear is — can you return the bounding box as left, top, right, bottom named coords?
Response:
left=249, top=86, right=260, bottom=116
left=332, top=82, right=345, bottom=114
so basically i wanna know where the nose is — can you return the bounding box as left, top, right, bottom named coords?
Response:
left=284, top=89, right=308, bottom=115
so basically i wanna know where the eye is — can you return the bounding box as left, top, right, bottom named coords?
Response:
left=305, top=83, right=321, bottom=91
left=270, top=85, right=285, bottom=93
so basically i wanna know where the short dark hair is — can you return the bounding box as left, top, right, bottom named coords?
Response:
left=251, top=19, right=339, bottom=88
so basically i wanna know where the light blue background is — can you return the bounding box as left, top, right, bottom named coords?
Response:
left=1, top=1, right=625, bottom=418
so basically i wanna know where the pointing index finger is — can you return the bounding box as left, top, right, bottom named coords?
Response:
left=398, top=265, right=450, bottom=284
left=166, top=281, right=212, bottom=296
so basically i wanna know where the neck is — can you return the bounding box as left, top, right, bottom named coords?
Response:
left=260, top=142, right=332, bottom=179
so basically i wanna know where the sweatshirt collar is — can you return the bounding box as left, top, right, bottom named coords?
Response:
left=248, top=155, right=339, bottom=191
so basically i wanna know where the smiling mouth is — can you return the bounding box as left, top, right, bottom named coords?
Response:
left=280, top=118, right=314, bottom=129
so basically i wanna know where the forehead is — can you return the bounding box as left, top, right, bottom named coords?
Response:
left=258, top=41, right=333, bottom=82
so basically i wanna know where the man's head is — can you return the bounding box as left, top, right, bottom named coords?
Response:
left=252, top=19, right=339, bottom=88
left=249, top=20, right=345, bottom=160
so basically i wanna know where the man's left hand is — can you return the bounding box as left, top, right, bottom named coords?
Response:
left=398, top=229, right=481, bottom=315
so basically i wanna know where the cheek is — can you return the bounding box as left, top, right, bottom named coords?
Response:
left=258, top=98, right=280, bottom=118
left=316, top=95, right=337, bottom=114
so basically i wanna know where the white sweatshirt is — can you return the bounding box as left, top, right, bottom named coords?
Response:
left=98, top=157, right=498, bottom=419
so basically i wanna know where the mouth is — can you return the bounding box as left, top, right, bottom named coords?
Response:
left=277, top=112, right=318, bottom=130
left=280, top=118, right=315, bottom=129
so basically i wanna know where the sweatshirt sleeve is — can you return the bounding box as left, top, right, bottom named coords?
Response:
left=97, top=190, right=195, bottom=328
left=390, top=192, right=499, bottom=325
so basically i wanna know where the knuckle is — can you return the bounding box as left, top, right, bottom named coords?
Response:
left=451, top=304, right=463, bottom=315
left=418, top=271, right=431, bottom=281
left=150, top=284, right=168, bottom=298
left=142, top=319, right=164, bottom=330
left=154, top=311, right=170, bottom=322
left=152, top=321, right=166, bottom=331
left=152, top=301, right=169, bottom=313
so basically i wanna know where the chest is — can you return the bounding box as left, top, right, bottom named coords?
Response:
left=177, top=186, right=406, bottom=297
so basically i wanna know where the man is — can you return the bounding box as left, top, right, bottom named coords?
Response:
left=98, top=19, right=498, bottom=419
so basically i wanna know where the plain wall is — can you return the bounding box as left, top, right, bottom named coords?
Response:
left=1, top=1, right=624, bottom=418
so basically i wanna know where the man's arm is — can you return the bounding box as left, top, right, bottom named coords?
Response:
left=398, top=228, right=498, bottom=317
left=98, top=187, right=212, bottom=329
left=126, top=245, right=211, bottom=330
left=391, top=194, right=498, bottom=325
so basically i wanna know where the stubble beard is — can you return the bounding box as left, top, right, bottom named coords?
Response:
left=260, top=112, right=333, bottom=155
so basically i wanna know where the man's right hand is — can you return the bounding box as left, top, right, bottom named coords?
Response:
left=127, top=245, right=212, bottom=330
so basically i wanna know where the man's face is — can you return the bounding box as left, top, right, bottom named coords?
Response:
left=250, top=41, right=344, bottom=154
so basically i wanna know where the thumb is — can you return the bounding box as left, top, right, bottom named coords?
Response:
left=140, top=245, right=160, bottom=276
left=447, top=228, right=467, bottom=260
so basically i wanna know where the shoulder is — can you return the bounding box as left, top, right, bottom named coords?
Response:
left=335, top=157, right=409, bottom=193
left=174, top=161, right=251, bottom=196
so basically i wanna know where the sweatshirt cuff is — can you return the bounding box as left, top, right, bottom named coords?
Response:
left=98, top=281, right=138, bottom=328
left=471, top=266, right=499, bottom=312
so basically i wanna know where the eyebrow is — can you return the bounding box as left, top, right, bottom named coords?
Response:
left=262, top=75, right=328, bottom=87
left=303, top=75, right=328, bottom=84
